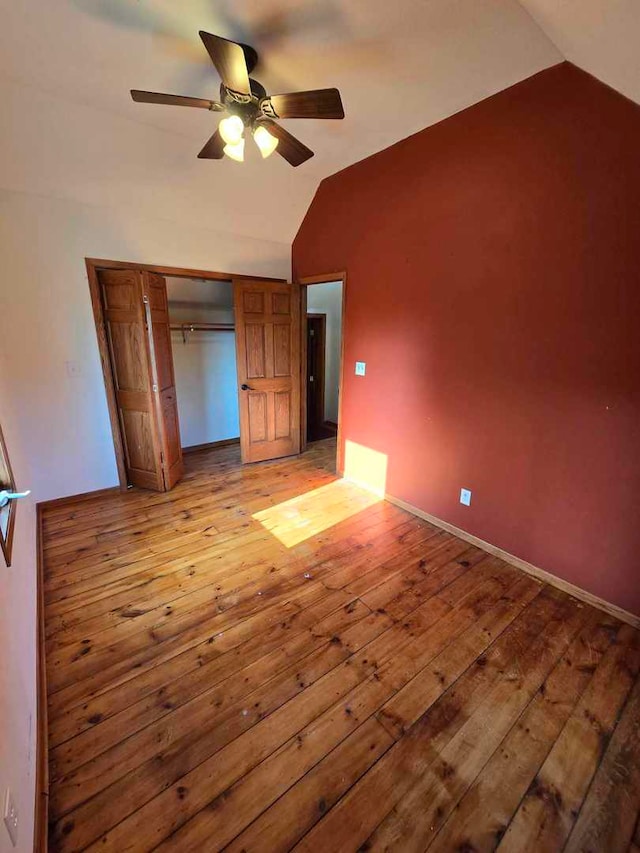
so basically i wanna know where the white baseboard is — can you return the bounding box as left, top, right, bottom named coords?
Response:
left=384, top=492, right=640, bottom=631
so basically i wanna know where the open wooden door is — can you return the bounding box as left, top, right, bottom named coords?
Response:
left=98, top=269, right=183, bottom=491
left=234, top=280, right=301, bottom=463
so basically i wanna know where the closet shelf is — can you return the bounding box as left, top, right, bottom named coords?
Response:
left=170, top=322, right=235, bottom=343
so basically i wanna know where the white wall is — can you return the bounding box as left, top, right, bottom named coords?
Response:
left=166, top=278, right=239, bottom=448
left=0, top=188, right=290, bottom=503
left=0, top=189, right=288, bottom=851
left=0, top=360, right=37, bottom=853
left=171, top=327, right=239, bottom=448
left=307, top=281, right=343, bottom=423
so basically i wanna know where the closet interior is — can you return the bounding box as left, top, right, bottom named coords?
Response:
left=166, top=277, right=239, bottom=452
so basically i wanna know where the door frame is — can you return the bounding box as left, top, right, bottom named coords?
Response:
left=86, top=257, right=286, bottom=491
left=298, top=272, right=347, bottom=474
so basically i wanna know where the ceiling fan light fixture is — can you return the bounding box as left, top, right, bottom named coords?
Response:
left=253, top=125, right=279, bottom=159
left=219, top=114, right=244, bottom=145
left=131, top=31, right=345, bottom=167
left=223, top=138, right=245, bottom=162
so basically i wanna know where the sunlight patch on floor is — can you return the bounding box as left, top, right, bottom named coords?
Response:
left=252, top=479, right=381, bottom=548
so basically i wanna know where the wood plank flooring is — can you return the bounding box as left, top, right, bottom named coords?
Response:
left=43, top=439, right=640, bottom=851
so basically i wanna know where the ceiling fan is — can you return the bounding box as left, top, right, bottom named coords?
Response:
left=131, top=31, right=345, bottom=166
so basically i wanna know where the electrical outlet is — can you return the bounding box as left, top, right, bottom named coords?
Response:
left=3, top=789, right=18, bottom=847
left=460, top=488, right=472, bottom=507
left=355, top=361, right=366, bottom=376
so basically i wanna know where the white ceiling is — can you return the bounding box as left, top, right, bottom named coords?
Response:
left=518, top=0, right=640, bottom=106
left=0, top=1, right=637, bottom=247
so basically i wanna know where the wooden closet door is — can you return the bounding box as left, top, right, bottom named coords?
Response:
left=143, top=271, right=184, bottom=489
left=234, top=280, right=301, bottom=463
left=98, top=269, right=183, bottom=491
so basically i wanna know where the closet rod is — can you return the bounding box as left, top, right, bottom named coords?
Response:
left=170, top=322, right=235, bottom=343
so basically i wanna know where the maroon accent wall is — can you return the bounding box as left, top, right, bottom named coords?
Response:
left=293, top=62, right=640, bottom=616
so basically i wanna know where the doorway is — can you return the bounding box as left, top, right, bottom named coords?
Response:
left=166, top=277, right=239, bottom=454
left=87, top=258, right=296, bottom=491
left=300, top=274, right=346, bottom=473
left=306, top=314, right=331, bottom=441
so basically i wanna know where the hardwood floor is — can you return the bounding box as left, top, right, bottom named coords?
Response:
left=43, top=439, right=640, bottom=852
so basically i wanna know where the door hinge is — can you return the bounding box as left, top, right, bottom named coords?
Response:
left=310, top=376, right=314, bottom=382
left=143, top=294, right=149, bottom=304
left=152, top=384, right=158, bottom=392
left=309, top=329, right=314, bottom=336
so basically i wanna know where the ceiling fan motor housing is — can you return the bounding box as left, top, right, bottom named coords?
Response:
left=221, top=79, right=272, bottom=129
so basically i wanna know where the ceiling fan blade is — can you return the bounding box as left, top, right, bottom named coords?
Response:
left=131, top=90, right=222, bottom=110
left=261, top=120, right=314, bottom=167
left=199, top=31, right=251, bottom=95
left=263, top=88, right=344, bottom=119
left=198, top=130, right=225, bottom=160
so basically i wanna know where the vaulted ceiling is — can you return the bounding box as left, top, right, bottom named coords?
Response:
left=0, top=1, right=638, bottom=246
left=519, top=0, right=640, bottom=106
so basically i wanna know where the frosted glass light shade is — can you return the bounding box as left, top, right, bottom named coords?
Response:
left=253, top=125, right=279, bottom=158
left=223, top=139, right=245, bottom=162
left=219, top=115, right=244, bottom=145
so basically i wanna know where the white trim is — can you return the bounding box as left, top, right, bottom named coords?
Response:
left=384, top=492, right=640, bottom=631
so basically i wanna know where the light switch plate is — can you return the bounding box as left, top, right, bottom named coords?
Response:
left=355, top=361, right=366, bottom=376
left=460, top=488, right=472, bottom=507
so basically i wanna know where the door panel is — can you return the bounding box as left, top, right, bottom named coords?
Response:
left=272, top=292, right=290, bottom=314
left=108, top=324, right=147, bottom=391
left=161, top=391, right=182, bottom=469
left=243, top=291, right=265, bottom=314
left=147, top=274, right=169, bottom=312
left=99, top=269, right=164, bottom=490
left=143, top=271, right=184, bottom=490
left=121, top=410, right=157, bottom=474
left=273, top=323, right=291, bottom=375
left=246, top=324, right=267, bottom=378
left=98, top=269, right=183, bottom=491
left=247, top=393, right=268, bottom=443
left=153, top=323, right=174, bottom=391
left=274, top=391, right=292, bottom=439
left=101, top=270, right=138, bottom=310
left=234, top=280, right=301, bottom=463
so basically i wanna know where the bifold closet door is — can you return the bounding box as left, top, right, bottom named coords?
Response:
left=98, top=268, right=183, bottom=491
left=234, top=280, right=301, bottom=463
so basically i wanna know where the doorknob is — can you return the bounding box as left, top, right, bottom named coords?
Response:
left=241, top=384, right=253, bottom=391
